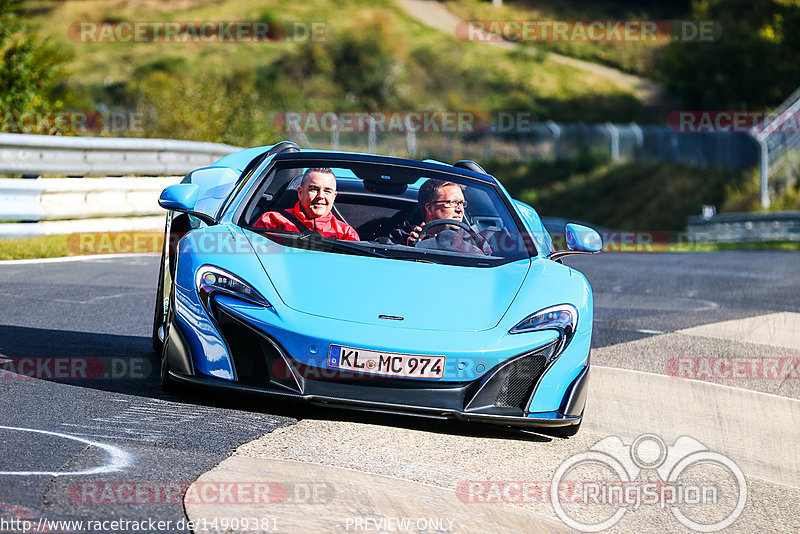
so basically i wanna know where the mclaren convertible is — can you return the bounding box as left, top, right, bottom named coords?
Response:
left=152, top=142, right=602, bottom=437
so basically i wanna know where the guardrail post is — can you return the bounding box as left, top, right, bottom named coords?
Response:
left=367, top=116, right=377, bottom=154
left=752, top=134, right=770, bottom=209
left=605, top=122, right=620, bottom=162
left=546, top=120, right=561, bottom=160
left=404, top=117, right=417, bottom=157
left=629, top=122, right=643, bottom=160
left=330, top=115, right=340, bottom=150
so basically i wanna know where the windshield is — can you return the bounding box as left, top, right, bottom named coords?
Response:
left=235, top=160, right=532, bottom=267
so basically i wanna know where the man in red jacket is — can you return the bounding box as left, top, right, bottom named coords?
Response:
left=253, top=167, right=360, bottom=241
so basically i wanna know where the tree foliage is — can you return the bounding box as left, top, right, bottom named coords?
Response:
left=658, top=0, right=800, bottom=109
left=0, top=0, right=68, bottom=131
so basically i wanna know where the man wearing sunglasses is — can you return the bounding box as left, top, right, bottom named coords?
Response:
left=391, top=178, right=491, bottom=254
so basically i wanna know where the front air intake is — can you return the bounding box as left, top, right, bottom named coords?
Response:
left=464, top=341, right=557, bottom=414
left=212, top=301, right=302, bottom=392
left=494, top=354, right=548, bottom=409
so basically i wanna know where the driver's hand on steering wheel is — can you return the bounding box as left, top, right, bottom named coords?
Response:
left=407, top=222, right=425, bottom=245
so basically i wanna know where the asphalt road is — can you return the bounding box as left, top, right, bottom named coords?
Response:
left=0, top=255, right=299, bottom=532
left=0, top=251, right=796, bottom=532
left=565, top=251, right=800, bottom=347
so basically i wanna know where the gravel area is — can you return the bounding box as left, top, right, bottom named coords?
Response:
left=234, top=413, right=799, bottom=533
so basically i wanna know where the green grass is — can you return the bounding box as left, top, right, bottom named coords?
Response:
left=487, top=157, right=753, bottom=232
left=0, top=232, right=165, bottom=259
left=0, top=234, right=74, bottom=259
left=444, top=0, right=692, bottom=76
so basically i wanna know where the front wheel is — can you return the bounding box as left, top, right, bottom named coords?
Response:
left=159, top=338, right=177, bottom=392
left=158, top=271, right=179, bottom=392
left=151, top=251, right=166, bottom=354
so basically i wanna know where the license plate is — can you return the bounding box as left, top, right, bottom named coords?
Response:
left=328, top=344, right=445, bottom=379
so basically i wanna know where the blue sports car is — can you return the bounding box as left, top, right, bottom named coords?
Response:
left=153, top=142, right=602, bottom=437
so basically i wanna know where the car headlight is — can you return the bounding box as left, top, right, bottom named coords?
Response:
left=509, top=304, right=577, bottom=351
left=195, top=265, right=270, bottom=308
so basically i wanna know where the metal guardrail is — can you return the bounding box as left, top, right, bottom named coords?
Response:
left=687, top=211, right=800, bottom=242
left=0, top=133, right=239, bottom=176
left=0, top=133, right=241, bottom=238
left=0, top=176, right=183, bottom=237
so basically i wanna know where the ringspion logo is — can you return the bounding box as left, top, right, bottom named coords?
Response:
left=550, top=434, right=747, bottom=532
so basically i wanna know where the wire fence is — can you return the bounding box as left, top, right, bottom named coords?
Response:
left=288, top=120, right=759, bottom=171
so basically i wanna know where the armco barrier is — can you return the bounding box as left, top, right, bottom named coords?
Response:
left=0, top=133, right=239, bottom=176
left=0, top=177, right=183, bottom=237
left=687, top=211, right=800, bottom=243
left=0, top=133, right=241, bottom=237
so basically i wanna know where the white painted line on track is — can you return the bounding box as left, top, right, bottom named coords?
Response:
left=0, top=253, right=159, bottom=265
left=677, top=312, right=800, bottom=350
left=0, top=426, right=131, bottom=476
left=635, top=329, right=664, bottom=335
left=594, top=364, right=800, bottom=402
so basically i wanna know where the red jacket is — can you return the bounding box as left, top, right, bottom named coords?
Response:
left=253, top=202, right=360, bottom=241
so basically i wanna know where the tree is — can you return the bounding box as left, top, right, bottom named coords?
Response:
left=0, top=0, right=69, bottom=132
left=658, top=0, right=800, bottom=110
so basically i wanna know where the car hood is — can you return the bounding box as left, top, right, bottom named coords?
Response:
left=253, top=245, right=531, bottom=332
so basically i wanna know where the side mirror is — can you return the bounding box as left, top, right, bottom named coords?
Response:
left=158, top=184, right=216, bottom=226
left=159, top=184, right=199, bottom=211
left=549, top=223, right=602, bottom=261
left=566, top=223, right=602, bottom=253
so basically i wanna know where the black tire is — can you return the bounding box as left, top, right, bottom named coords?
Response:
left=159, top=337, right=176, bottom=392
left=158, top=289, right=181, bottom=392
left=151, top=250, right=166, bottom=354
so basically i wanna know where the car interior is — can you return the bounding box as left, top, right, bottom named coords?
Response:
left=236, top=163, right=528, bottom=260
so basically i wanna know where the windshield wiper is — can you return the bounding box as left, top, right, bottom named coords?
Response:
left=249, top=227, right=387, bottom=258
left=308, top=234, right=388, bottom=258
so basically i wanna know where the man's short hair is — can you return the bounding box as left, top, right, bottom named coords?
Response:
left=301, top=167, right=335, bottom=187
left=418, top=178, right=463, bottom=208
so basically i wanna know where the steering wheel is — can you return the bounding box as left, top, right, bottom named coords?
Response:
left=412, top=218, right=483, bottom=248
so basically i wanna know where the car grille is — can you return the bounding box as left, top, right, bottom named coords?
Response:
left=494, top=354, right=548, bottom=409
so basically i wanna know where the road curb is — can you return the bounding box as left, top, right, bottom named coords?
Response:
left=586, top=365, right=800, bottom=488
left=184, top=457, right=571, bottom=533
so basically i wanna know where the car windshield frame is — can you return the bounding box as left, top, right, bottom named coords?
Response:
left=229, top=152, right=537, bottom=267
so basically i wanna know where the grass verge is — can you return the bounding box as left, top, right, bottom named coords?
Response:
left=0, top=235, right=74, bottom=260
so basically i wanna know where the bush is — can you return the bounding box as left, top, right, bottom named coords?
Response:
left=487, top=157, right=748, bottom=231
left=0, top=0, right=71, bottom=132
